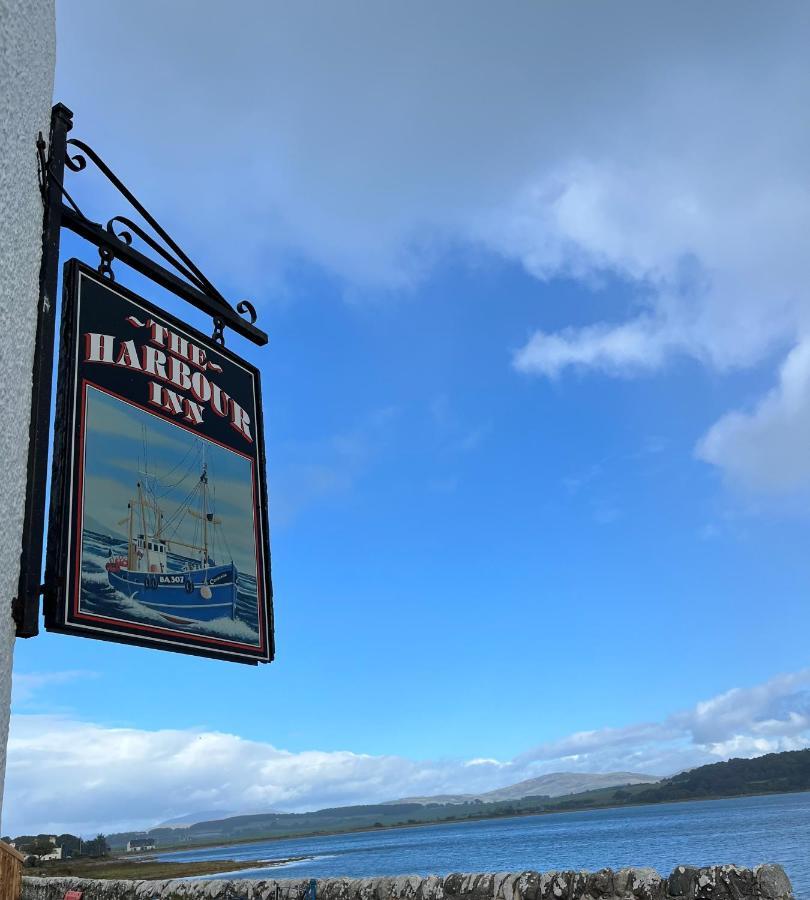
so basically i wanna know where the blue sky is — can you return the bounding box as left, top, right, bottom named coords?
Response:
left=7, top=2, right=810, bottom=835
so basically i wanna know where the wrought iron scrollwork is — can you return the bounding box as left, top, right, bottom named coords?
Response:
left=65, top=144, right=87, bottom=173
left=37, top=129, right=263, bottom=345
left=106, top=216, right=134, bottom=247
left=236, top=300, right=257, bottom=324
left=38, top=131, right=93, bottom=225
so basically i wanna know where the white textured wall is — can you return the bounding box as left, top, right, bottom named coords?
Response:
left=0, top=0, right=56, bottom=825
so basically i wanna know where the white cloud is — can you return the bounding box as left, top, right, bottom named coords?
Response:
left=671, top=669, right=810, bottom=745
left=3, top=714, right=480, bottom=836
left=514, top=318, right=671, bottom=378
left=696, top=339, right=810, bottom=493
left=500, top=144, right=810, bottom=378
left=7, top=667, right=810, bottom=836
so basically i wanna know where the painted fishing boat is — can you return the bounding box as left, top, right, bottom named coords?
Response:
left=105, top=450, right=238, bottom=624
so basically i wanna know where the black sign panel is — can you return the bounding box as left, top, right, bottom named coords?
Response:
left=45, top=261, right=274, bottom=663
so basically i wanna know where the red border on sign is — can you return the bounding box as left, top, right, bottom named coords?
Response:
left=71, top=379, right=266, bottom=654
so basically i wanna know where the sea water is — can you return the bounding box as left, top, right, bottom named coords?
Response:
left=155, top=792, right=810, bottom=897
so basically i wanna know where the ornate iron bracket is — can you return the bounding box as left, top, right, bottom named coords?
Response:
left=36, top=107, right=265, bottom=347
left=14, top=102, right=267, bottom=638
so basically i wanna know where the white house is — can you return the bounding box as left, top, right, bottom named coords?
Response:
left=126, top=837, right=156, bottom=853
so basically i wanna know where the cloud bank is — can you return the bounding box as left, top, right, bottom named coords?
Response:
left=7, top=667, right=810, bottom=836
left=58, top=2, right=810, bottom=494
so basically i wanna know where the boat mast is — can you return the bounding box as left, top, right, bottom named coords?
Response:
left=201, top=443, right=209, bottom=569
left=127, top=502, right=134, bottom=569
left=137, top=480, right=151, bottom=572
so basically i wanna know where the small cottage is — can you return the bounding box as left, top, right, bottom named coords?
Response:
left=126, top=837, right=156, bottom=853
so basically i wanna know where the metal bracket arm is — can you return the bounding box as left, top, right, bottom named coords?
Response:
left=60, top=207, right=268, bottom=345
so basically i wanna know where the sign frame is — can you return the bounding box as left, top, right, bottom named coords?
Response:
left=44, top=259, right=274, bottom=664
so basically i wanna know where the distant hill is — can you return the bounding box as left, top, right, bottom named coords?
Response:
left=155, top=811, right=239, bottom=829
left=393, top=771, right=660, bottom=805
left=106, top=749, right=810, bottom=852
left=480, top=772, right=661, bottom=801
left=155, top=808, right=280, bottom=829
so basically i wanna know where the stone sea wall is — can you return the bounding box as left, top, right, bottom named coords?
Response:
left=21, top=865, right=794, bottom=900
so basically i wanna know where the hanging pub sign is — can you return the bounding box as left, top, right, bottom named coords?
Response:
left=44, top=260, right=274, bottom=664
left=13, top=103, right=274, bottom=665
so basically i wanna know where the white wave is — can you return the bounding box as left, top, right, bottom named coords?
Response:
left=103, top=587, right=184, bottom=627
left=256, top=854, right=335, bottom=865
left=81, top=571, right=111, bottom=586
left=186, top=615, right=260, bottom=642
left=191, top=855, right=325, bottom=881
left=82, top=548, right=115, bottom=571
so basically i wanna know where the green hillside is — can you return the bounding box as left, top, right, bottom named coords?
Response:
left=638, top=749, right=810, bottom=801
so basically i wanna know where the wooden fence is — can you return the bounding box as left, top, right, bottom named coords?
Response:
left=0, top=840, right=24, bottom=900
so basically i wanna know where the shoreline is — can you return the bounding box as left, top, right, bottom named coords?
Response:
left=143, top=786, right=810, bottom=859
left=37, top=855, right=311, bottom=881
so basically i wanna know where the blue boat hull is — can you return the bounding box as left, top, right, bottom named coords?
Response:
left=107, top=563, right=238, bottom=623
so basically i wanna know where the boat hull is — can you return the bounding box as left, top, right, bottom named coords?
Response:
left=106, top=563, right=238, bottom=623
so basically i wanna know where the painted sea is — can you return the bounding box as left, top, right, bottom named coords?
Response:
left=155, top=793, right=810, bottom=898
left=81, top=528, right=260, bottom=643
